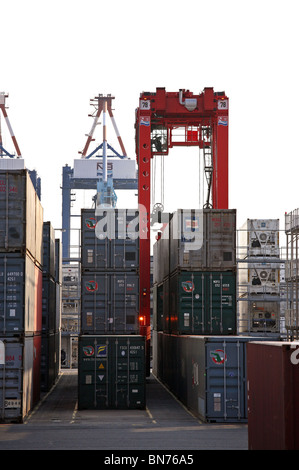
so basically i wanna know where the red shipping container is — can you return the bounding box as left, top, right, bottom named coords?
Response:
left=247, top=341, right=299, bottom=450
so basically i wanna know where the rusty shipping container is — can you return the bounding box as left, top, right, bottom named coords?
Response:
left=0, top=170, right=43, bottom=265
left=247, top=341, right=299, bottom=450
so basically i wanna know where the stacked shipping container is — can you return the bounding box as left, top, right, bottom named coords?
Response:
left=78, top=208, right=145, bottom=409
left=40, top=222, right=61, bottom=392
left=238, top=219, right=283, bottom=334
left=0, top=170, right=43, bottom=422
left=153, top=209, right=237, bottom=336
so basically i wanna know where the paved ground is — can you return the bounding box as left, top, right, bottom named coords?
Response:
left=0, top=369, right=248, bottom=452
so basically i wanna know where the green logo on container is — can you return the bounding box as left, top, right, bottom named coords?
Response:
left=182, top=281, right=194, bottom=293
left=210, top=349, right=227, bottom=365
left=85, top=217, right=97, bottom=229
left=83, top=346, right=94, bottom=357
left=85, top=280, right=98, bottom=292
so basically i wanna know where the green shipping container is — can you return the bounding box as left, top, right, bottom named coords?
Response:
left=78, top=335, right=146, bottom=410
left=168, top=271, right=236, bottom=335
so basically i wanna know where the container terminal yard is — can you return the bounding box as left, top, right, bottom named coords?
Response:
left=0, top=89, right=299, bottom=452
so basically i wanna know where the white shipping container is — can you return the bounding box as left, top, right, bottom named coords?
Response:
left=239, top=219, right=280, bottom=258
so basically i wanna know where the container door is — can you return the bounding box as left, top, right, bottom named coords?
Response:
left=205, top=339, right=246, bottom=422
left=0, top=339, right=24, bottom=422
left=176, top=272, right=205, bottom=334
left=205, top=272, right=236, bottom=335
left=112, top=336, right=145, bottom=409
left=111, top=273, right=139, bottom=334
left=0, top=255, right=25, bottom=335
left=81, top=273, right=109, bottom=333
left=78, top=337, right=111, bottom=409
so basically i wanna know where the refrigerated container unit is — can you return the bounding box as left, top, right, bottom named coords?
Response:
left=239, top=218, right=280, bottom=258
left=238, top=299, right=280, bottom=334
left=0, top=335, right=42, bottom=423
left=155, top=333, right=274, bottom=423
left=81, top=208, right=139, bottom=271
left=154, top=271, right=237, bottom=335
left=0, top=253, right=43, bottom=336
left=238, top=260, right=281, bottom=296
left=0, top=170, right=43, bottom=266
left=78, top=335, right=146, bottom=410
left=81, top=271, right=139, bottom=335
left=247, top=341, right=299, bottom=450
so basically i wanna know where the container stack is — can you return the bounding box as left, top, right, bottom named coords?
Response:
left=153, top=209, right=237, bottom=336
left=40, top=223, right=61, bottom=392
left=238, top=219, right=283, bottom=335
left=0, top=169, right=43, bottom=423
left=78, top=208, right=146, bottom=410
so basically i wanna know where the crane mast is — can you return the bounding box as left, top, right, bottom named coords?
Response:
left=135, top=87, right=229, bottom=372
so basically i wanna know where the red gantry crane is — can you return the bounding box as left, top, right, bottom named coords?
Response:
left=135, top=87, right=229, bottom=373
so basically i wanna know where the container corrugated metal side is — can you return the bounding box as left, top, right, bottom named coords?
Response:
left=0, top=253, right=43, bottom=336
left=167, top=271, right=237, bottom=335
left=247, top=341, right=299, bottom=450
left=41, top=331, right=60, bottom=392
left=81, top=208, right=139, bottom=270
left=42, top=274, right=57, bottom=333
left=0, top=170, right=43, bottom=265
left=78, top=335, right=146, bottom=410
left=81, top=272, right=139, bottom=334
left=155, top=333, right=275, bottom=423
left=42, top=221, right=55, bottom=279
left=0, top=335, right=41, bottom=423
left=169, top=209, right=236, bottom=274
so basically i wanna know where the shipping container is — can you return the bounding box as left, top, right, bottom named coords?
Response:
left=81, top=271, right=139, bottom=334
left=155, top=333, right=274, bottom=423
left=238, top=299, right=280, bottom=334
left=43, top=221, right=55, bottom=278
left=0, top=253, right=43, bottom=335
left=41, top=331, right=60, bottom=392
left=239, top=219, right=280, bottom=258
left=0, top=335, right=41, bottom=423
left=169, top=209, right=236, bottom=276
left=160, top=271, right=237, bottom=335
left=238, top=260, right=281, bottom=295
left=55, top=238, right=62, bottom=285
left=0, top=170, right=43, bottom=265
left=81, top=208, right=139, bottom=270
left=42, top=274, right=57, bottom=333
left=247, top=341, right=299, bottom=450
left=78, top=335, right=146, bottom=409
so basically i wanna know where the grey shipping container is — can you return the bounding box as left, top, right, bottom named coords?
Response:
left=154, top=271, right=237, bottom=335
left=0, top=253, right=43, bottom=335
left=54, top=238, right=62, bottom=285
left=0, top=170, right=43, bottom=265
left=78, top=335, right=146, bottom=409
left=81, top=272, right=139, bottom=334
left=169, top=209, right=236, bottom=276
left=247, top=341, right=299, bottom=450
left=156, top=333, right=274, bottom=423
left=81, top=208, right=139, bottom=270
left=0, top=335, right=41, bottom=423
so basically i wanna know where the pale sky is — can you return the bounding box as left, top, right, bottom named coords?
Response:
left=1, top=0, right=298, bottom=252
